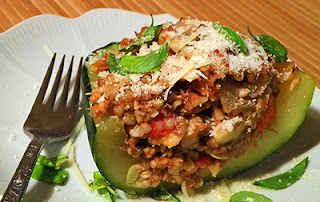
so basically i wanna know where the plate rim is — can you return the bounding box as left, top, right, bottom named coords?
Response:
left=0, top=8, right=177, bottom=38
left=0, top=8, right=319, bottom=202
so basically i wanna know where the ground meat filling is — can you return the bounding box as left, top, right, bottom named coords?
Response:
left=88, top=17, right=294, bottom=193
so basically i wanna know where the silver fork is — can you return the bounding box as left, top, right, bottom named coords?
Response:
left=1, top=54, right=82, bottom=202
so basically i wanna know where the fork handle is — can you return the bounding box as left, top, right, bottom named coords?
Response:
left=1, top=137, right=46, bottom=202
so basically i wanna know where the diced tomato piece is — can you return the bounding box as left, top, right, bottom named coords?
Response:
left=97, top=78, right=106, bottom=87
left=90, top=53, right=109, bottom=72
left=148, top=114, right=177, bottom=139
left=184, top=92, right=207, bottom=111
left=214, top=49, right=224, bottom=57
left=135, top=26, right=148, bottom=38
left=157, top=37, right=166, bottom=45
left=90, top=104, right=104, bottom=119
left=157, top=25, right=173, bottom=45
left=177, top=16, right=190, bottom=26
left=188, top=92, right=201, bottom=105
left=257, top=94, right=277, bottom=131
left=120, top=38, right=135, bottom=47
left=164, top=26, right=173, bottom=32
left=194, top=153, right=212, bottom=168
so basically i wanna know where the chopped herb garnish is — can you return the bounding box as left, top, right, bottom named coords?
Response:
left=213, top=22, right=248, bottom=53
left=254, top=157, right=308, bottom=190
left=32, top=155, right=69, bottom=185
left=247, top=26, right=288, bottom=63
left=108, top=43, right=168, bottom=75
left=230, top=191, right=273, bottom=202
left=108, top=54, right=126, bottom=75
left=120, top=15, right=162, bottom=53
left=37, top=154, right=68, bottom=170
left=151, top=186, right=181, bottom=202
left=91, top=171, right=119, bottom=202
left=32, top=164, right=69, bottom=185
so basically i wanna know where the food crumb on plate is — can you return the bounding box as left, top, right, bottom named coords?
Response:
left=8, top=134, right=16, bottom=142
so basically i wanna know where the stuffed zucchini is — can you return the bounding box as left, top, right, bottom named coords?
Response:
left=82, top=17, right=315, bottom=196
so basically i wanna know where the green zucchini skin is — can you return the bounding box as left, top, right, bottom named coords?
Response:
left=82, top=64, right=95, bottom=151
left=205, top=69, right=316, bottom=181
left=82, top=43, right=316, bottom=195
left=82, top=42, right=178, bottom=195
left=82, top=42, right=120, bottom=151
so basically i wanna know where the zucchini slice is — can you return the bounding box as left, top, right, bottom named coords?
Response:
left=82, top=43, right=315, bottom=195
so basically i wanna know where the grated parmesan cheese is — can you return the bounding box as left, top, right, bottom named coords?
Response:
left=105, top=17, right=276, bottom=103
left=98, top=71, right=109, bottom=78
left=210, top=116, right=245, bottom=144
left=136, top=41, right=162, bottom=57
left=62, top=116, right=85, bottom=156
left=68, top=145, right=92, bottom=193
left=96, top=93, right=107, bottom=103
left=84, top=16, right=300, bottom=201
left=181, top=180, right=190, bottom=198
left=162, top=18, right=273, bottom=85
left=224, top=117, right=243, bottom=132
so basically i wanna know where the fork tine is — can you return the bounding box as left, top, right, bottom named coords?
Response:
left=46, top=55, right=65, bottom=108
left=34, top=53, right=57, bottom=105
left=2, top=54, right=84, bottom=202
left=56, top=56, right=74, bottom=110
left=69, top=57, right=82, bottom=109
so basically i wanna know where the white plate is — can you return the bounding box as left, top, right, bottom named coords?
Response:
left=0, top=8, right=319, bottom=202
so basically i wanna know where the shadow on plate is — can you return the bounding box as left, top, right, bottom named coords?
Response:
left=23, top=182, right=54, bottom=202
left=22, top=140, right=67, bottom=201
left=242, top=106, right=320, bottom=177
left=23, top=108, right=84, bottom=201
left=196, top=106, right=320, bottom=195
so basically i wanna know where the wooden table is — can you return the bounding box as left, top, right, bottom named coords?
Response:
left=0, top=0, right=319, bottom=86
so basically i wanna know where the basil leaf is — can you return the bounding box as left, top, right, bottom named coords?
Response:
left=121, top=43, right=168, bottom=72
left=108, top=54, right=126, bottom=75
left=37, top=155, right=68, bottom=170
left=247, top=26, right=288, bottom=63
left=120, top=54, right=144, bottom=67
left=109, top=43, right=168, bottom=75
left=213, top=22, right=247, bottom=53
left=32, top=164, right=69, bottom=185
left=230, top=191, right=272, bottom=202
left=254, top=157, right=308, bottom=189
left=151, top=186, right=181, bottom=202
left=223, top=27, right=248, bottom=53
left=85, top=42, right=120, bottom=66
left=120, top=16, right=162, bottom=53
left=91, top=171, right=119, bottom=201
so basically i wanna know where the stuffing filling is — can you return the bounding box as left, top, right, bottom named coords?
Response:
left=87, top=17, right=295, bottom=195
